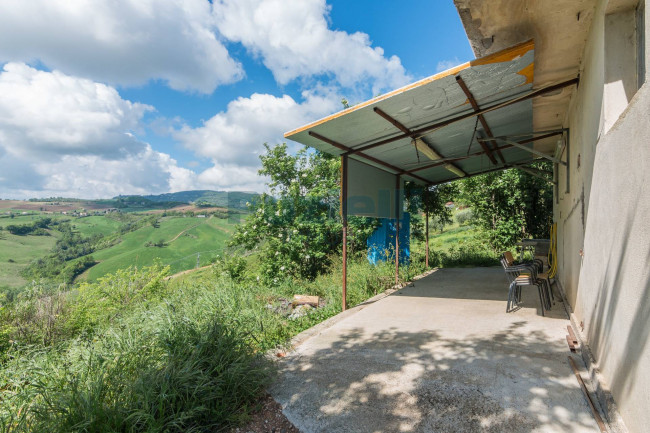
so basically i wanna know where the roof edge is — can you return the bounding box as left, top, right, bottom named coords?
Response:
left=284, top=40, right=534, bottom=140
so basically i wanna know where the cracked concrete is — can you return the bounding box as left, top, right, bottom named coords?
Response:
left=271, top=267, right=602, bottom=433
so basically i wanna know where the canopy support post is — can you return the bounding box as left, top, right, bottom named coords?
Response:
left=341, top=155, right=348, bottom=311
left=395, top=175, right=400, bottom=286
left=425, top=209, right=429, bottom=268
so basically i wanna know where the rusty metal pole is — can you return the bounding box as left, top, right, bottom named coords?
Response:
left=425, top=210, right=429, bottom=268
left=341, top=155, right=348, bottom=311
left=395, top=175, right=400, bottom=286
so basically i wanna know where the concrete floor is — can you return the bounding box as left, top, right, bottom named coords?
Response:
left=270, top=268, right=602, bottom=433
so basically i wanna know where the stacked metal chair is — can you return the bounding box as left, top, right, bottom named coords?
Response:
left=500, top=252, right=553, bottom=316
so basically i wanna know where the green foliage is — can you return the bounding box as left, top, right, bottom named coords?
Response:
left=0, top=299, right=270, bottom=432
left=22, top=223, right=101, bottom=283
left=454, top=208, right=474, bottom=226
left=405, top=182, right=457, bottom=234
left=65, top=264, right=170, bottom=336
left=457, top=162, right=553, bottom=249
left=0, top=252, right=421, bottom=432
left=212, top=255, right=247, bottom=283
left=5, top=218, right=53, bottom=236
left=230, top=144, right=377, bottom=283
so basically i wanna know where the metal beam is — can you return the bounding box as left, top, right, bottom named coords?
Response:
left=309, top=131, right=433, bottom=184
left=427, top=158, right=545, bottom=186
left=373, top=107, right=468, bottom=178
left=404, top=131, right=565, bottom=174
left=455, top=76, right=501, bottom=164
left=481, top=137, right=567, bottom=165
left=512, top=164, right=557, bottom=185
left=346, top=77, right=579, bottom=155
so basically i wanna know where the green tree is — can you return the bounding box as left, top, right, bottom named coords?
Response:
left=404, top=182, right=458, bottom=241
left=457, top=162, right=553, bottom=249
left=230, top=143, right=377, bottom=283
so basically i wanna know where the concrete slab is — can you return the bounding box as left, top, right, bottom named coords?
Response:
left=271, top=267, right=601, bottom=433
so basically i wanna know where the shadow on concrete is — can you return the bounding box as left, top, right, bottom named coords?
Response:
left=391, top=267, right=565, bottom=319
left=273, top=321, right=598, bottom=432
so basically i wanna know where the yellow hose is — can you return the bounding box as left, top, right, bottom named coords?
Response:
left=548, top=223, right=558, bottom=278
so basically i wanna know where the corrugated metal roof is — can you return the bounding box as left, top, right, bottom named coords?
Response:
left=284, top=40, right=544, bottom=185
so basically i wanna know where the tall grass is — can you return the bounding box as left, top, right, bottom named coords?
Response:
left=1, top=252, right=427, bottom=432
left=1, top=281, right=272, bottom=433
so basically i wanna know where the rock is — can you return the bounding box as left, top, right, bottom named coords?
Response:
left=288, top=304, right=313, bottom=320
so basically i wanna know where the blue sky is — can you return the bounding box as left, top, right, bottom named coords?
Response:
left=0, top=0, right=473, bottom=199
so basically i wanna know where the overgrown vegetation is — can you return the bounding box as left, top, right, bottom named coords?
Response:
left=0, top=142, right=555, bottom=431
left=0, top=251, right=423, bottom=432
left=456, top=161, right=553, bottom=249
left=230, top=144, right=377, bottom=283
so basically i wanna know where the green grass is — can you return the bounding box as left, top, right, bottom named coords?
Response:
left=424, top=218, right=502, bottom=267
left=83, top=216, right=236, bottom=281
left=0, top=231, right=58, bottom=289
left=0, top=214, right=65, bottom=228
left=428, top=223, right=482, bottom=253
left=71, top=216, right=124, bottom=237
left=0, top=250, right=422, bottom=432
left=0, top=265, right=272, bottom=432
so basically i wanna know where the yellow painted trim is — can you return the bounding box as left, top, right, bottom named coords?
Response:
left=284, top=39, right=535, bottom=139
left=469, top=39, right=534, bottom=66
left=517, top=62, right=535, bottom=84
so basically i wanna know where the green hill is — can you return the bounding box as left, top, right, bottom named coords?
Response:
left=81, top=215, right=237, bottom=281
left=121, top=190, right=260, bottom=210
left=0, top=229, right=59, bottom=289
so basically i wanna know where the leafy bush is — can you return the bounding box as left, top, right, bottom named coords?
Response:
left=212, top=254, right=247, bottom=282
left=457, top=162, right=553, bottom=249
left=454, top=208, right=474, bottom=226
left=230, top=144, right=377, bottom=283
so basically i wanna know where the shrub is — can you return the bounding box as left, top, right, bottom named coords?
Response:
left=454, top=208, right=474, bottom=226
left=212, top=254, right=247, bottom=282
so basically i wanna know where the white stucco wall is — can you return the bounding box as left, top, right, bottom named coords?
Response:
left=556, top=1, right=649, bottom=432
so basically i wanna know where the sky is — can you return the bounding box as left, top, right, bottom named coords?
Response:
left=0, top=0, right=473, bottom=199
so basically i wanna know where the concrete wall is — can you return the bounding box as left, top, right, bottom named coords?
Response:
left=555, top=1, right=649, bottom=432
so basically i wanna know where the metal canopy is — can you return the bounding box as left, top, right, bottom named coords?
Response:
left=284, top=40, right=576, bottom=185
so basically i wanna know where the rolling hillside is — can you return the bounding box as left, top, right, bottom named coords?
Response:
left=0, top=229, right=59, bottom=288
left=81, top=215, right=237, bottom=281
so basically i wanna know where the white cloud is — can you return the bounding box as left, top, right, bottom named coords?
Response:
left=0, top=0, right=243, bottom=93
left=0, top=63, right=199, bottom=198
left=32, top=146, right=198, bottom=198
left=0, top=63, right=152, bottom=159
left=176, top=91, right=338, bottom=165
left=436, top=57, right=462, bottom=72
left=197, top=164, right=267, bottom=193
left=213, top=0, right=411, bottom=93
left=175, top=89, right=340, bottom=191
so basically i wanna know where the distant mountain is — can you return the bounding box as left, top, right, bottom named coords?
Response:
left=115, top=190, right=259, bottom=210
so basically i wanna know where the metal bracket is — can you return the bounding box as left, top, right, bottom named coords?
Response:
left=512, top=163, right=557, bottom=185
left=478, top=137, right=567, bottom=166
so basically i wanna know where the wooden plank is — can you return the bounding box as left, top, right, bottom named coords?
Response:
left=566, top=335, right=577, bottom=352
left=567, top=325, right=578, bottom=344
left=292, top=295, right=320, bottom=308
left=568, top=357, right=608, bottom=433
